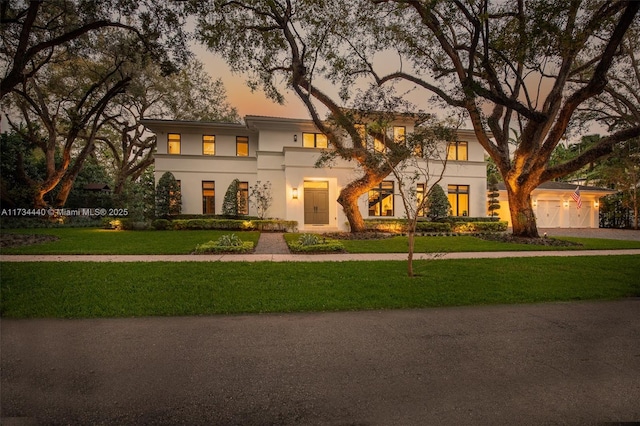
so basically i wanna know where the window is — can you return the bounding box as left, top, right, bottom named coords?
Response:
left=168, top=133, right=181, bottom=154
left=369, top=181, right=394, bottom=216
left=373, top=135, right=386, bottom=153
left=448, top=184, right=469, bottom=216
left=393, top=126, right=406, bottom=144
left=239, top=181, right=249, bottom=215
left=302, top=132, right=328, bottom=148
left=203, top=135, right=215, bottom=155
left=236, top=136, right=249, bottom=156
left=447, top=141, right=468, bottom=161
left=417, top=183, right=426, bottom=217
left=202, top=181, right=215, bottom=214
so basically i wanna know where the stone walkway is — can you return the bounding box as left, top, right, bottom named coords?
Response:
left=253, top=232, right=290, bottom=254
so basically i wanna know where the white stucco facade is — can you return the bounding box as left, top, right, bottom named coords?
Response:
left=144, top=116, right=489, bottom=232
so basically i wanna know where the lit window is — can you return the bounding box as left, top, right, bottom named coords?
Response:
left=447, top=141, right=468, bottom=161
left=394, top=126, right=406, bottom=144
left=238, top=181, right=249, bottom=215
left=236, top=136, right=249, bottom=156
left=302, top=132, right=328, bottom=148
left=373, top=135, right=385, bottom=153
left=369, top=181, right=394, bottom=216
left=202, top=181, right=215, bottom=214
left=448, top=184, right=469, bottom=216
left=203, top=135, right=215, bottom=155
left=168, top=133, right=181, bottom=154
left=417, top=183, right=426, bottom=217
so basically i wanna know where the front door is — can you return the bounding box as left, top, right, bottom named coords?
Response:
left=304, top=181, right=329, bottom=225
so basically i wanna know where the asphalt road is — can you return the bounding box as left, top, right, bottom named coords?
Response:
left=2, top=300, right=639, bottom=425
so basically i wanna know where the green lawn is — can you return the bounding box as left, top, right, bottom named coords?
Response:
left=1, top=256, right=639, bottom=318
left=3, top=228, right=640, bottom=255
left=287, top=233, right=640, bottom=253
left=0, top=228, right=261, bottom=254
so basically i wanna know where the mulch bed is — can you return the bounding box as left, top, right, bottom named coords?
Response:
left=1, top=233, right=59, bottom=248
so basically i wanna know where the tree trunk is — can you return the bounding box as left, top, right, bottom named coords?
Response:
left=337, top=185, right=366, bottom=233
left=506, top=185, right=540, bottom=238
left=407, top=229, right=415, bottom=277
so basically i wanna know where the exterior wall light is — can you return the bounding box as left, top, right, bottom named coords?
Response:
left=594, top=200, right=599, bottom=208
left=294, top=134, right=297, bottom=142
left=292, top=188, right=298, bottom=199
left=532, top=199, right=537, bottom=207
left=563, top=200, right=569, bottom=208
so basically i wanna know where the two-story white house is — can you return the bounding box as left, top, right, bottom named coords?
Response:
left=142, top=115, right=488, bottom=232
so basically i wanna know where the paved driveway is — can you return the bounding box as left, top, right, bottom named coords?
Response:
left=2, top=300, right=639, bottom=425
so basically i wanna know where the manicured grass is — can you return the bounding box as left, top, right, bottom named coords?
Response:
left=3, top=228, right=640, bottom=255
left=1, top=256, right=638, bottom=318
left=0, top=228, right=261, bottom=254
left=288, top=233, right=640, bottom=253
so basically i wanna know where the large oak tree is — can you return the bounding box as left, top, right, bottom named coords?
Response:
left=189, top=0, right=450, bottom=232
left=354, top=0, right=640, bottom=237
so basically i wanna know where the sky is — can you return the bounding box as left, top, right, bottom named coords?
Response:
left=192, top=43, right=311, bottom=120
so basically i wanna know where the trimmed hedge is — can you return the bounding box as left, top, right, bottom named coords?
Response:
left=172, top=218, right=297, bottom=232
left=287, top=239, right=345, bottom=253
left=364, top=218, right=507, bottom=234
left=194, top=240, right=254, bottom=254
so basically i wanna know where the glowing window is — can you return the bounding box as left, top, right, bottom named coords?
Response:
left=236, top=136, right=249, bottom=156
left=448, top=184, right=469, bottom=216
left=238, top=181, right=249, bottom=215
left=302, top=132, right=328, bottom=148
left=447, top=141, right=468, bottom=161
left=203, top=135, right=215, bottom=155
left=168, top=133, right=181, bottom=155
left=369, top=181, right=394, bottom=216
left=202, top=181, right=215, bottom=214
left=393, top=126, right=406, bottom=144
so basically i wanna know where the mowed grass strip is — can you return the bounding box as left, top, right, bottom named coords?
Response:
left=338, top=234, right=640, bottom=252
left=3, top=228, right=640, bottom=255
left=0, top=228, right=261, bottom=255
left=2, top=255, right=638, bottom=318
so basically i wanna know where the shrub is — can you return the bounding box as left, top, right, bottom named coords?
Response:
left=155, top=172, right=181, bottom=218
left=152, top=219, right=172, bottom=230
left=415, top=221, right=452, bottom=232
left=194, top=239, right=254, bottom=254
left=298, top=233, right=320, bottom=246
left=287, top=234, right=344, bottom=253
left=426, top=184, right=450, bottom=220
left=216, top=233, right=243, bottom=247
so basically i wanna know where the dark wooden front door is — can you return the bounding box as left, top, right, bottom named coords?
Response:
left=304, top=181, right=329, bottom=225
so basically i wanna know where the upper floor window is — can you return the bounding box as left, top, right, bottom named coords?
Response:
left=447, top=141, right=468, bottom=161
left=203, top=135, right=215, bottom=155
left=393, top=126, right=406, bottom=144
left=236, top=136, right=249, bottom=156
left=168, top=133, right=181, bottom=155
left=303, top=132, right=328, bottom=148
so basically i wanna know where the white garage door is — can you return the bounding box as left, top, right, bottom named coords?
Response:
left=536, top=200, right=561, bottom=227
left=569, top=205, right=592, bottom=228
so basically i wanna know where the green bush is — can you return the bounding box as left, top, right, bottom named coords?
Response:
left=171, top=218, right=297, bottom=232
left=194, top=239, right=254, bottom=254
left=298, top=233, right=320, bottom=246
left=287, top=239, right=345, bottom=253
left=451, top=221, right=508, bottom=233
left=415, top=221, right=452, bottom=232
left=216, top=233, right=243, bottom=247
left=152, top=219, right=172, bottom=230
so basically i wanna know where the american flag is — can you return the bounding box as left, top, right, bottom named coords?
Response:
left=571, top=186, right=582, bottom=209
